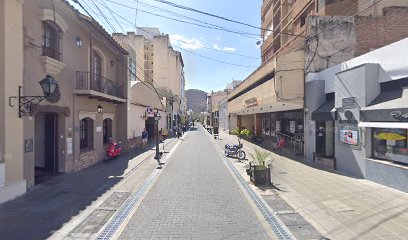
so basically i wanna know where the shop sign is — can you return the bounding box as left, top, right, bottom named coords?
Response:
left=290, top=121, right=296, bottom=133
left=390, top=111, right=408, bottom=121
left=340, top=130, right=358, bottom=145
left=244, top=97, right=258, bottom=108
left=342, top=97, right=357, bottom=109
left=146, top=107, right=155, bottom=117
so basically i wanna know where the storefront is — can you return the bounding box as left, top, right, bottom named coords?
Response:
left=261, top=110, right=304, bottom=153
left=372, top=127, right=408, bottom=164
left=360, top=88, right=408, bottom=165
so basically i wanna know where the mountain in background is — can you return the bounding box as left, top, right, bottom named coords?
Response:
left=186, top=89, right=207, bottom=113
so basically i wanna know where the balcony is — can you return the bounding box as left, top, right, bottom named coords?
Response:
left=75, top=71, right=125, bottom=103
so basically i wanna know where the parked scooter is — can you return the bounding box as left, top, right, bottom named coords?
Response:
left=225, top=138, right=246, bottom=160
left=105, top=138, right=122, bottom=161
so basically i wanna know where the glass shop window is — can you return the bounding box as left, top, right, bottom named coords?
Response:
left=373, top=128, right=408, bottom=165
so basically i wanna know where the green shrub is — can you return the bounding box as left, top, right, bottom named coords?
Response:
left=240, top=129, right=251, bottom=136
left=231, top=127, right=240, bottom=136
left=249, top=148, right=271, bottom=167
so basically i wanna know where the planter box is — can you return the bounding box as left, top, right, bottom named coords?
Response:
left=248, top=165, right=271, bottom=185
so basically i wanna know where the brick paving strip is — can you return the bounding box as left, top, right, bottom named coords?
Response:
left=48, top=138, right=181, bottom=240
left=117, top=126, right=274, bottom=240
left=215, top=130, right=408, bottom=240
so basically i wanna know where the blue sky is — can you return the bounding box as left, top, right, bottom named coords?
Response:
left=71, top=0, right=262, bottom=92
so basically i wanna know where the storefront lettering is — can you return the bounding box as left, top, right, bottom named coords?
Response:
left=244, top=97, right=258, bottom=107
left=390, top=111, right=408, bottom=121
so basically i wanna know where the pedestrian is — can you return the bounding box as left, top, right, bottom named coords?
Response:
left=177, top=127, right=181, bottom=138
left=172, top=125, right=177, bottom=136
left=142, top=128, right=148, bottom=150
left=159, top=128, right=163, bottom=143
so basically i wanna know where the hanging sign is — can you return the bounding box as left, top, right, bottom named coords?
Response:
left=244, top=97, right=258, bottom=108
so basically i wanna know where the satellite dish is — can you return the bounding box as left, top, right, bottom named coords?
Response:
left=256, top=41, right=262, bottom=45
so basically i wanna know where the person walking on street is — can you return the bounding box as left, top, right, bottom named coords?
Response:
left=177, top=127, right=181, bottom=139
left=142, top=128, right=148, bottom=150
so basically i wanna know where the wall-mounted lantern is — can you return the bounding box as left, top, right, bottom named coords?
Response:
left=76, top=36, right=83, bottom=47
left=12, top=75, right=59, bottom=118
left=97, top=105, right=103, bottom=113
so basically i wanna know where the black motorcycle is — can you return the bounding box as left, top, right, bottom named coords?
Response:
left=225, top=139, right=246, bottom=160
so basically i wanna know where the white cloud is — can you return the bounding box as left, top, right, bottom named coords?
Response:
left=215, top=36, right=221, bottom=40
left=213, top=44, right=221, bottom=50
left=169, top=34, right=204, bottom=50
left=223, top=47, right=236, bottom=52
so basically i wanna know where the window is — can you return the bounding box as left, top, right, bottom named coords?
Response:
left=93, top=51, right=102, bottom=91
left=42, top=21, right=62, bottom=61
left=262, top=113, right=271, bottom=136
left=129, top=59, right=136, bottom=81
left=373, top=128, right=408, bottom=164
left=300, top=17, right=306, bottom=27
left=80, top=117, right=94, bottom=151
left=103, top=118, right=113, bottom=144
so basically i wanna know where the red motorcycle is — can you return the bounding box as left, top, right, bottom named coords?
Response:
left=105, top=139, right=122, bottom=161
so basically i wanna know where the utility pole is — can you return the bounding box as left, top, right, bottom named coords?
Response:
left=154, top=110, right=161, bottom=168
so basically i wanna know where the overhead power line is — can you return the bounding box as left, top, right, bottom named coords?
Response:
left=75, top=0, right=166, bottom=104
left=88, top=0, right=263, bottom=68
left=105, top=9, right=260, bottom=60
left=149, top=0, right=306, bottom=38
left=104, top=0, right=260, bottom=40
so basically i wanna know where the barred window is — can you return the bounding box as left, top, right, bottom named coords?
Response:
left=42, top=21, right=62, bottom=61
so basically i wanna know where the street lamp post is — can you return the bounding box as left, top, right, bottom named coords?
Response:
left=154, top=110, right=162, bottom=168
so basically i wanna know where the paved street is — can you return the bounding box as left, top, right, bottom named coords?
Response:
left=118, top=126, right=272, bottom=240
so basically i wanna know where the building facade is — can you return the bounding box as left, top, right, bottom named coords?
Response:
left=112, top=32, right=166, bottom=148
left=21, top=0, right=129, bottom=188
left=305, top=38, right=408, bottom=192
left=228, top=51, right=305, bottom=154
left=260, top=0, right=408, bottom=63
left=0, top=0, right=26, bottom=204
left=114, top=29, right=185, bottom=132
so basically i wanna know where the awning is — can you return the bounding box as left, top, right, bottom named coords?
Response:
left=311, top=100, right=336, bottom=121
left=361, top=90, right=408, bottom=122
left=359, top=122, right=408, bottom=129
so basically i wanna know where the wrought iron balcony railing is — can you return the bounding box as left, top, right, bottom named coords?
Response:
left=76, top=71, right=123, bottom=98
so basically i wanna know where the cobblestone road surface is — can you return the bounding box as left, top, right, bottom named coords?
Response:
left=119, top=126, right=271, bottom=240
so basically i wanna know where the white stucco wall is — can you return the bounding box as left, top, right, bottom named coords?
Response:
left=343, top=37, right=408, bottom=81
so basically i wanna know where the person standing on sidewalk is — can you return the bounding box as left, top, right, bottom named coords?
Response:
left=142, top=128, right=148, bottom=150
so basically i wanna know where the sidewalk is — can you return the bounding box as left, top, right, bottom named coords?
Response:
left=0, top=137, right=179, bottom=240
left=217, top=131, right=408, bottom=240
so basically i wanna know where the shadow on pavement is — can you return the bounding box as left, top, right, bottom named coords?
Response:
left=0, top=140, right=166, bottom=240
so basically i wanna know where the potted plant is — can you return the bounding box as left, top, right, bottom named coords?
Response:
left=247, top=148, right=272, bottom=185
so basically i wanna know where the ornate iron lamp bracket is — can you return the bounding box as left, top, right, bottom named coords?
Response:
left=18, top=86, right=46, bottom=118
